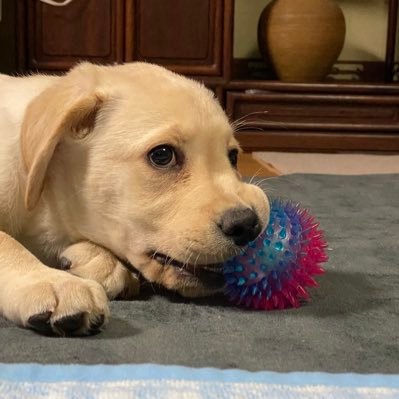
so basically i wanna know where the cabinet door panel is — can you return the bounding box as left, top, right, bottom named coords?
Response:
left=125, top=0, right=226, bottom=76
left=27, top=0, right=124, bottom=70
left=139, top=0, right=210, bottom=60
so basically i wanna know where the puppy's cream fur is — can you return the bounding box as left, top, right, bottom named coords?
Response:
left=0, top=63, right=269, bottom=334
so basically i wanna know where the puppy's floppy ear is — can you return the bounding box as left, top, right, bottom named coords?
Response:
left=21, top=63, right=105, bottom=211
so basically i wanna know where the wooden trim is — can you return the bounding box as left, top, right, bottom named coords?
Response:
left=228, top=92, right=399, bottom=105
left=239, top=121, right=399, bottom=133
left=232, top=58, right=394, bottom=83
left=214, top=85, right=224, bottom=103
left=115, top=0, right=125, bottom=63
left=227, top=80, right=399, bottom=95
left=124, top=0, right=134, bottom=62
left=236, top=131, right=399, bottom=153
left=385, top=0, right=399, bottom=82
left=16, top=0, right=27, bottom=71
left=222, top=0, right=234, bottom=81
left=27, top=0, right=35, bottom=69
left=212, top=0, right=223, bottom=76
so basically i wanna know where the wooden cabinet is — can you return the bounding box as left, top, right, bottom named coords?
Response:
left=13, top=0, right=399, bottom=152
left=22, top=0, right=232, bottom=77
left=26, top=0, right=124, bottom=70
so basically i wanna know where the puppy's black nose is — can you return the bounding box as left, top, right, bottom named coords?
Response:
left=219, top=208, right=261, bottom=246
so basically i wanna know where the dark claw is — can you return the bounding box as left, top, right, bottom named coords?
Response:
left=27, top=311, right=53, bottom=335
left=57, top=257, right=72, bottom=271
left=53, top=313, right=85, bottom=336
left=89, top=314, right=105, bottom=331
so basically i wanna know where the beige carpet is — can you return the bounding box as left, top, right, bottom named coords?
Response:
left=253, top=152, right=399, bottom=175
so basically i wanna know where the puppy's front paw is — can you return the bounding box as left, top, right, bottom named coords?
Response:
left=58, top=242, right=140, bottom=300
left=16, top=273, right=109, bottom=336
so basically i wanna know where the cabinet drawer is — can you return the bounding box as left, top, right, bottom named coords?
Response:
left=226, top=91, right=399, bottom=152
left=27, top=0, right=124, bottom=69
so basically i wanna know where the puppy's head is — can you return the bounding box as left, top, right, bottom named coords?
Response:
left=21, top=62, right=269, bottom=297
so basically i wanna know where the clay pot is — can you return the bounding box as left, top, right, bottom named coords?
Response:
left=258, top=0, right=346, bottom=82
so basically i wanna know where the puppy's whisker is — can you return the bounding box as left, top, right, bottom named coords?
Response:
left=233, top=124, right=266, bottom=134
left=194, top=253, right=201, bottom=271
left=232, top=111, right=269, bottom=128
left=252, top=177, right=273, bottom=187
left=165, top=256, right=174, bottom=269
left=150, top=283, right=156, bottom=293
left=254, top=184, right=276, bottom=194
left=251, top=176, right=282, bottom=194
left=182, top=241, right=195, bottom=269
left=248, top=167, right=264, bottom=185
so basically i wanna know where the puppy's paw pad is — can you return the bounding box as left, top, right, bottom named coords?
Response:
left=53, top=313, right=86, bottom=336
left=89, top=314, right=105, bottom=333
left=19, top=275, right=109, bottom=337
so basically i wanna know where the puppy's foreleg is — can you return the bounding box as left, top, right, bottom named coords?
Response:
left=0, top=232, right=109, bottom=336
left=58, top=241, right=140, bottom=300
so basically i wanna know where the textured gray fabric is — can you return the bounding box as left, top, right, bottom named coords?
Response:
left=0, top=174, right=398, bottom=373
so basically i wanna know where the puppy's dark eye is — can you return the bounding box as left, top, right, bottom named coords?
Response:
left=228, top=149, right=239, bottom=168
left=148, top=145, right=177, bottom=168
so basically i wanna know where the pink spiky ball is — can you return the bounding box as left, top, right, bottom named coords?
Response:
left=223, top=199, right=328, bottom=310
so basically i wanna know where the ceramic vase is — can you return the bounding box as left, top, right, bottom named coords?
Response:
left=257, top=0, right=346, bottom=82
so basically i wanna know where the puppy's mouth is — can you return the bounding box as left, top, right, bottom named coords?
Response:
left=150, top=252, right=225, bottom=289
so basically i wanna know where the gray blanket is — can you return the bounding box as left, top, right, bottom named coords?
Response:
left=0, top=174, right=398, bottom=374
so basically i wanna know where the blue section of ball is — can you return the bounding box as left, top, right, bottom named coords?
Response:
left=223, top=199, right=308, bottom=308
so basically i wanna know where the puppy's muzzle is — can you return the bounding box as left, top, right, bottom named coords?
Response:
left=218, top=207, right=262, bottom=246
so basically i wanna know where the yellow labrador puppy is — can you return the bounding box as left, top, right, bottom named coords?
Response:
left=0, top=62, right=269, bottom=336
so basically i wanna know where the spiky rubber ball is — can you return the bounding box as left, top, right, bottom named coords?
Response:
left=223, top=199, right=328, bottom=310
